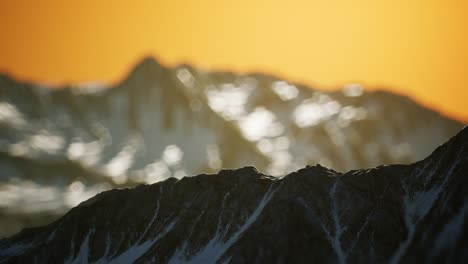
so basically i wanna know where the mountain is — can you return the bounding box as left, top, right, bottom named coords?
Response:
left=1, top=126, right=467, bottom=263
left=0, top=56, right=463, bottom=237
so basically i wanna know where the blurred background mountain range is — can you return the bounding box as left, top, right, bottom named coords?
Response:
left=0, top=57, right=463, bottom=237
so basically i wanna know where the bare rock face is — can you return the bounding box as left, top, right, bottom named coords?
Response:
left=1, top=127, right=467, bottom=263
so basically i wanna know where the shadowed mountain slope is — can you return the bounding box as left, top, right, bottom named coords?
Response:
left=1, top=126, right=467, bottom=263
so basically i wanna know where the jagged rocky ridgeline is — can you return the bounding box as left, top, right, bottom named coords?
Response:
left=1, top=126, right=467, bottom=263
left=0, top=57, right=463, bottom=237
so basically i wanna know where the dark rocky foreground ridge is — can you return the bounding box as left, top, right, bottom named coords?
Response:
left=1, top=126, right=467, bottom=263
left=0, top=57, right=463, bottom=237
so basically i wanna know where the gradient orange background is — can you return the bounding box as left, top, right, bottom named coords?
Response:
left=1, top=0, right=467, bottom=121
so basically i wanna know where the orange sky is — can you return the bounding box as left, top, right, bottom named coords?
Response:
left=1, top=0, right=467, bottom=121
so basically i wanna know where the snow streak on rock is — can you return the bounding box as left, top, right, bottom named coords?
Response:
left=327, top=181, right=347, bottom=264
left=172, top=184, right=278, bottom=263
left=64, top=198, right=178, bottom=264
left=390, top=147, right=465, bottom=264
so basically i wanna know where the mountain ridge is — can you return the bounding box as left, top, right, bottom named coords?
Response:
left=0, top=56, right=463, bottom=238
left=1, top=126, right=467, bottom=263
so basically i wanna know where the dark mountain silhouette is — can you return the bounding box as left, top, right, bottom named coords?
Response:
left=1, top=126, right=467, bottom=263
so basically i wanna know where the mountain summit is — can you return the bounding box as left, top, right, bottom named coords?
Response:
left=1, top=126, right=467, bottom=263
